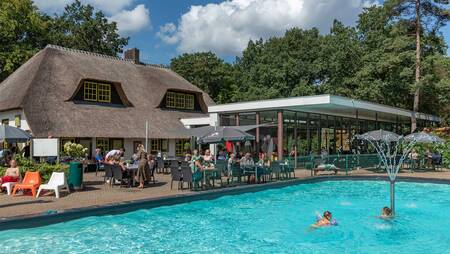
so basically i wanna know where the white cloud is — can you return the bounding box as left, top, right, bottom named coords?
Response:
left=110, top=4, right=151, bottom=36
left=158, top=0, right=379, bottom=56
left=33, top=0, right=150, bottom=36
left=34, top=0, right=134, bottom=14
left=156, top=23, right=179, bottom=44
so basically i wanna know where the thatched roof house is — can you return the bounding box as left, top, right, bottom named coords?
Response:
left=0, top=45, right=214, bottom=157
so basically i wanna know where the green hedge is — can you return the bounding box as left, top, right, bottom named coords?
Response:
left=0, top=156, right=69, bottom=182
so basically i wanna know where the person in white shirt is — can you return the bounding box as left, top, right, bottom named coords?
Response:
left=105, top=148, right=124, bottom=162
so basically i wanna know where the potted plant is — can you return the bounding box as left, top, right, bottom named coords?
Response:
left=63, top=142, right=88, bottom=190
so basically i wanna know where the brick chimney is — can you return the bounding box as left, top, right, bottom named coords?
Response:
left=124, top=48, right=140, bottom=64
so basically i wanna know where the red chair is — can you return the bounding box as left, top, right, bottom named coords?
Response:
left=12, top=171, right=41, bottom=197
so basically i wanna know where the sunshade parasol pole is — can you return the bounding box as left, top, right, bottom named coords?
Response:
left=145, top=121, right=148, bottom=152
left=214, top=125, right=217, bottom=163
left=294, top=145, right=297, bottom=169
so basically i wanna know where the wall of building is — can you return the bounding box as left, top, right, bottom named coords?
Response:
left=0, top=109, right=30, bottom=131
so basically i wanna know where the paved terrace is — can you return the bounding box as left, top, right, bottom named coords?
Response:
left=1, top=168, right=450, bottom=220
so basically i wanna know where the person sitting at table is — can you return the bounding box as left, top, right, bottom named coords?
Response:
left=217, top=150, right=227, bottom=161
left=184, top=153, right=192, bottom=162
left=135, top=144, right=150, bottom=189
left=0, top=159, right=20, bottom=185
left=203, top=149, right=213, bottom=162
left=240, top=152, right=254, bottom=167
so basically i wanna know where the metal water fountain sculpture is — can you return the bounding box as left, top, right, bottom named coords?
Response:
left=355, top=130, right=444, bottom=216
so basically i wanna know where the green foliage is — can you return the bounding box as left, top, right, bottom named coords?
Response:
left=0, top=0, right=50, bottom=81
left=170, top=52, right=235, bottom=103
left=32, top=163, right=69, bottom=182
left=0, top=0, right=128, bottom=82
left=435, top=138, right=450, bottom=168
left=170, top=3, right=450, bottom=123
left=2, top=155, right=68, bottom=182
left=49, top=0, right=128, bottom=56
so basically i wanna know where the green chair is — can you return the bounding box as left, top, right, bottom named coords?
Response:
left=209, top=168, right=223, bottom=187
left=271, top=161, right=282, bottom=180
left=229, top=164, right=242, bottom=185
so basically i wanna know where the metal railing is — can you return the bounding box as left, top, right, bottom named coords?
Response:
left=289, top=153, right=381, bottom=175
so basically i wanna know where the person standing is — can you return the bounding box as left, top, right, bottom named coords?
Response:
left=136, top=144, right=149, bottom=189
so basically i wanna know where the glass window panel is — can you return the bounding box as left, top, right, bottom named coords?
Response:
left=96, top=138, right=109, bottom=153
left=97, top=84, right=111, bottom=103
left=15, top=115, right=21, bottom=127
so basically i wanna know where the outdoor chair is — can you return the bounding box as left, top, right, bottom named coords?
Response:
left=180, top=166, right=200, bottom=191
left=111, top=165, right=129, bottom=188
left=157, top=158, right=165, bottom=174
left=96, top=162, right=104, bottom=176
left=241, top=165, right=255, bottom=183
left=2, top=182, right=18, bottom=195
left=36, top=172, right=70, bottom=198
left=103, top=164, right=113, bottom=184
left=1, top=173, right=21, bottom=196
left=12, top=171, right=41, bottom=197
left=260, top=165, right=271, bottom=183
left=215, top=160, right=227, bottom=175
left=229, top=163, right=242, bottom=185
left=170, top=166, right=183, bottom=190
left=169, top=160, right=179, bottom=174
left=284, top=162, right=295, bottom=179
left=180, top=161, right=190, bottom=168
left=209, top=168, right=223, bottom=187
left=271, top=161, right=282, bottom=180
left=148, top=162, right=156, bottom=184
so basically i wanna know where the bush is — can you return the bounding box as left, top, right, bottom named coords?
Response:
left=4, top=156, right=69, bottom=182
left=435, top=139, right=450, bottom=168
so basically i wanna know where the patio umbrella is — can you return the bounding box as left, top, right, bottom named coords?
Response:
left=355, top=129, right=401, bottom=142
left=197, top=126, right=255, bottom=144
left=0, top=125, right=32, bottom=143
left=404, top=132, right=445, bottom=144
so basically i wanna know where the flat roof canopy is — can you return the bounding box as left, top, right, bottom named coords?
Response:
left=208, top=94, right=440, bottom=123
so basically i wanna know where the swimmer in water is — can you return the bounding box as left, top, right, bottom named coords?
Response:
left=381, top=206, right=392, bottom=219
left=312, top=211, right=333, bottom=228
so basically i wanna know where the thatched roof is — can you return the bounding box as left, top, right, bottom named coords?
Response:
left=0, top=45, right=214, bottom=139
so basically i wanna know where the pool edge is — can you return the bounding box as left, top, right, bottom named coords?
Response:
left=1, top=175, right=449, bottom=231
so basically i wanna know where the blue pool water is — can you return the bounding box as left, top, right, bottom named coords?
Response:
left=2, top=180, right=450, bottom=253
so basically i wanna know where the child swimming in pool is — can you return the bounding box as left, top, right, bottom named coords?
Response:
left=381, top=207, right=392, bottom=219
left=312, top=211, right=334, bottom=228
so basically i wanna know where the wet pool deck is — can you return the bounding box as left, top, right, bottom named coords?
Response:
left=1, top=168, right=449, bottom=220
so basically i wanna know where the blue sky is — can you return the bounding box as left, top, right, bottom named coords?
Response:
left=34, top=0, right=450, bottom=65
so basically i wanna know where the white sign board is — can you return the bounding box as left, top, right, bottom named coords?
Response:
left=33, top=138, right=59, bottom=157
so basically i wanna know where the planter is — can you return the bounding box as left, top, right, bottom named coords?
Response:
left=68, top=161, right=83, bottom=190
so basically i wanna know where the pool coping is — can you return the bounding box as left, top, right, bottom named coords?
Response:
left=1, top=175, right=449, bottom=231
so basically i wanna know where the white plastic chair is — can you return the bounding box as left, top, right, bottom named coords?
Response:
left=1, top=182, right=18, bottom=195
left=36, top=172, right=70, bottom=198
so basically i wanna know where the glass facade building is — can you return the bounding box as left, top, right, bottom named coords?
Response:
left=206, top=95, right=440, bottom=160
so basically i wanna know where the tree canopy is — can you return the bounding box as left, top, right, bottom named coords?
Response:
left=0, top=0, right=128, bottom=81
left=170, top=3, right=450, bottom=125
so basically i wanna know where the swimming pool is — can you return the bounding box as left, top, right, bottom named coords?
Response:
left=1, top=180, right=450, bottom=253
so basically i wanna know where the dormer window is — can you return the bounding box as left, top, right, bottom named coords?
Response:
left=83, top=81, right=111, bottom=103
left=166, top=91, right=195, bottom=110
left=71, top=79, right=132, bottom=107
